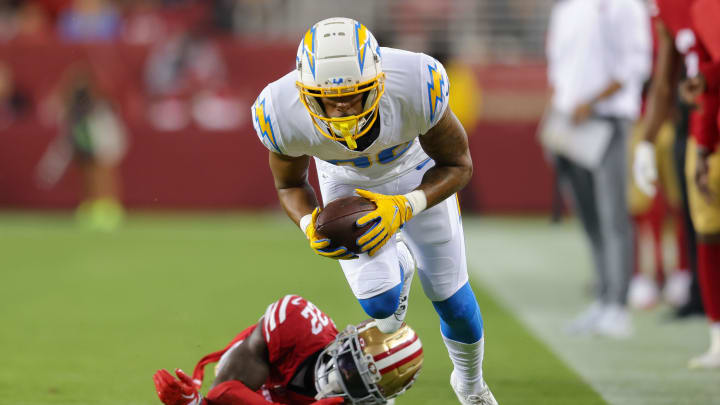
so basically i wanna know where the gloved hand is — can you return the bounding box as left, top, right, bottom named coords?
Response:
left=355, top=189, right=413, bottom=256
left=633, top=141, right=658, bottom=197
left=312, top=398, right=345, bottom=405
left=153, top=369, right=203, bottom=405
left=305, top=207, right=358, bottom=260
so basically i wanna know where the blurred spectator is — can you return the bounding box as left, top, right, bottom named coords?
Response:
left=36, top=67, right=128, bottom=230
left=0, top=0, right=52, bottom=42
left=544, top=0, right=651, bottom=338
left=143, top=28, right=241, bottom=131
left=0, top=61, right=30, bottom=129
left=121, top=0, right=168, bottom=45
left=210, top=0, right=234, bottom=33
left=144, top=29, right=225, bottom=96
left=57, top=0, right=122, bottom=42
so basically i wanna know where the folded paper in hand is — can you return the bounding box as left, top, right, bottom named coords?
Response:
left=539, top=110, right=613, bottom=170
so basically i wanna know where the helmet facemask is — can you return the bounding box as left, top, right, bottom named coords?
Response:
left=314, top=321, right=423, bottom=405
left=314, top=324, right=386, bottom=404
left=298, top=75, right=385, bottom=149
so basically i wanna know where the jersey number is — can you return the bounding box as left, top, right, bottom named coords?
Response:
left=325, top=141, right=413, bottom=168
left=301, top=301, right=329, bottom=335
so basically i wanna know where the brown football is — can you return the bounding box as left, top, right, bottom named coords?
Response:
left=316, top=196, right=377, bottom=254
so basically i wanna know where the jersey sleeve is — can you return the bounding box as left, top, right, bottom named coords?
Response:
left=250, top=85, right=288, bottom=155
left=259, top=295, right=338, bottom=385
left=417, top=53, right=451, bottom=135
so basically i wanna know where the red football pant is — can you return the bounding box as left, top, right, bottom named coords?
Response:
left=697, top=242, right=720, bottom=322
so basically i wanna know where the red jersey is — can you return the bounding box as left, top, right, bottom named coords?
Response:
left=192, top=295, right=338, bottom=405
left=655, top=0, right=720, bottom=149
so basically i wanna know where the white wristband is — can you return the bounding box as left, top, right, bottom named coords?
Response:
left=299, top=213, right=313, bottom=237
left=404, top=190, right=427, bottom=215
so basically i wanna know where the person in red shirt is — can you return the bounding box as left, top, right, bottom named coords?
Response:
left=153, top=295, right=423, bottom=405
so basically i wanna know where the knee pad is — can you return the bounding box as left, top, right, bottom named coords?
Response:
left=358, top=280, right=402, bottom=319
left=432, top=282, right=483, bottom=343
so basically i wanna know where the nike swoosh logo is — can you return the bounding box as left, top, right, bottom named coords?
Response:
left=391, top=206, right=398, bottom=224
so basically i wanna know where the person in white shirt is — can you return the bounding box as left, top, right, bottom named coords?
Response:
left=545, top=0, right=652, bottom=338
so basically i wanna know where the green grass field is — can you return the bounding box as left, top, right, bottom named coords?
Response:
left=1, top=213, right=608, bottom=405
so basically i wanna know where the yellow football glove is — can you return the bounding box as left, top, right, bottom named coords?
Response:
left=355, top=189, right=413, bottom=256
left=305, top=208, right=358, bottom=260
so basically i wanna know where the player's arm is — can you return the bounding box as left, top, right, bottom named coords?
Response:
left=269, top=151, right=357, bottom=260
left=416, top=107, right=473, bottom=207
left=355, top=107, right=472, bottom=256
left=643, top=19, right=681, bottom=143
left=211, top=324, right=270, bottom=390
left=634, top=19, right=681, bottom=196
left=268, top=151, right=318, bottom=228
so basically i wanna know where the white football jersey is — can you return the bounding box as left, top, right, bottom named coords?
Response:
left=250, top=47, right=450, bottom=186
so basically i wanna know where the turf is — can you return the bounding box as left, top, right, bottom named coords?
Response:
left=0, top=213, right=605, bottom=405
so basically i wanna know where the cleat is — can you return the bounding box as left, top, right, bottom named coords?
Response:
left=688, top=351, right=720, bottom=370
left=450, top=370, right=498, bottom=405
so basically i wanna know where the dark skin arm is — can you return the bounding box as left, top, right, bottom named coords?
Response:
left=417, top=107, right=473, bottom=208
left=642, top=19, right=681, bottom=142
left=211, top=320, right=270, bottom=390
left=268, top=153, right=319, bottom=227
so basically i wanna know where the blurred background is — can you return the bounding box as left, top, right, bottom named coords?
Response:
left=0, top=0, right=552, bottom=214
left=3, top=1, right=720, bottom=405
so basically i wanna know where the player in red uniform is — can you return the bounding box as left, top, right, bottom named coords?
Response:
left=678, top=0, right=720, bottom=369
left=152, top=295, right=423, bottom=404
left=636, top=0, right=720, bottom=369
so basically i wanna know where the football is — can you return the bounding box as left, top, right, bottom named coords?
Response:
left=315, top=196, right=377, bottom=254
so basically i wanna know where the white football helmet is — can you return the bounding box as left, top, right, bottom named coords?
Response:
left=296, top=17, right=385, bottom=149
left=315, top=321, right=423, bottom=404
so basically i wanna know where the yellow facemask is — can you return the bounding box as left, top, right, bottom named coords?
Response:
left=297, top=73, right=385, bottom=149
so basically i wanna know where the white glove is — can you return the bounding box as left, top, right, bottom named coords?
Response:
left=633, top=141, right=658, bottom=197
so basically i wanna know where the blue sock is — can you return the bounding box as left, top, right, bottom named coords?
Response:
left=432, top=282, right=483, bottom=343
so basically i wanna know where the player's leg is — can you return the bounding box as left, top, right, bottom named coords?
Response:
left=628, top=130, right=660, bottom=309
left=672, top=114, right=704, bottom=318
left=657, top=122, right=692, bottom=307
left=665, top=209, right=692, bottom=307
left=402, top=194, right=496, bottom=404
left=685, top=139, right=720, bottom=369
left=377, top=234, right=416, bottom=331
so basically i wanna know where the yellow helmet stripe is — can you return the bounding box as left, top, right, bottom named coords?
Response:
left=355, top=22, right=369, bottom=73
left=304, top=26, right=317, bottom=78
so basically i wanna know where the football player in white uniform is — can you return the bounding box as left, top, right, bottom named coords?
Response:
left=250, top=18, right=497, bottom=405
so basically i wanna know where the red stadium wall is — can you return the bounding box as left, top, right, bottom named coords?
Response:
left=0, top=41, right=553, bottom=213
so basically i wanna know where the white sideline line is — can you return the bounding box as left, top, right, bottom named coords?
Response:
left=464, top=217, right=720, bottom=405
